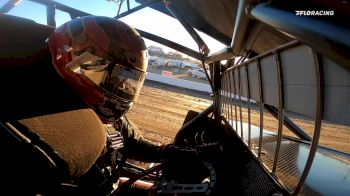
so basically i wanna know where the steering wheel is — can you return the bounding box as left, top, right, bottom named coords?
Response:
left=110, top=115, right=222, bottom=195
left=154, top=160, right=217, bottom=195
left=151, top=117, right=222, bottom=195
left=113, top=151, right=218, bottom=196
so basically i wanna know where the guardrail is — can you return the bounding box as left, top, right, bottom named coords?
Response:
left=146, top=72, right=212, bottom=93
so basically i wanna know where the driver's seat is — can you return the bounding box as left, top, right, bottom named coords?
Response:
left=0, top=108, right=108, bottom=195
left=0, top=14, right=107, bottom=195
left=0, top=118, right=68, bottom=195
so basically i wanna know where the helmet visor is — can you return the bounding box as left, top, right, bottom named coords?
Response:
left=66, top=51, right=146, bottom=102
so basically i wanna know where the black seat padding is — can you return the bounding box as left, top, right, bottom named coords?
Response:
left=0, top=14, right=86, bottom=117
left=0, top=14, right=107, bottom=184
left=0, top=120, right=68, bottom=195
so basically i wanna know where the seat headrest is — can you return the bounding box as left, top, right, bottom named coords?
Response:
left=0, top=14, right=107, bottom=178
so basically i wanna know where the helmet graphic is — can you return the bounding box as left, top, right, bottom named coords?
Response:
left=48, top=16, right=148, bottom=121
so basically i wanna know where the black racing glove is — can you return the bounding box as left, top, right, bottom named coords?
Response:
left=160, top=144, right=199, bottom=163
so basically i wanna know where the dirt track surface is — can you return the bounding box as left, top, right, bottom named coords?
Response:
left=127, top=80, right=212, bottom=144
left=128, top=81, right=350, bottom=154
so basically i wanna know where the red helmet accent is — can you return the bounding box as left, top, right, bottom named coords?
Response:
left=48, top=16, right=148, bottom=121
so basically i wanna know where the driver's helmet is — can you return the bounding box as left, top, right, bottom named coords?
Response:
left=48, top=16, right=148, bottom=121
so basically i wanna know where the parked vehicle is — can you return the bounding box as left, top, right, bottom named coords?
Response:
left=165, top=59, right=183, bottom=68
left=187, top=68, right=210, bottom=80
left=148, top=56, right=165, bottom=68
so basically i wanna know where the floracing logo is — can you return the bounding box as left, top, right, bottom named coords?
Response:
left=295, top=10, right=334, bottom=16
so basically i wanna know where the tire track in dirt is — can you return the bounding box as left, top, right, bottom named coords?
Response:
left=129, top=81, right=350, bottom=153
left=128, top=81, right=211, bottom=144
left=139, top=86, right=211, bottom=110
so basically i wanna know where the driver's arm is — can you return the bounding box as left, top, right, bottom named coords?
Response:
left=118, top=115, right=166, bottom=162
left=118, top=116, right=197, bottom=163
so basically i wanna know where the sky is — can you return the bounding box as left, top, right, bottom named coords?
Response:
left=2, top=0, right=226, bottom=56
